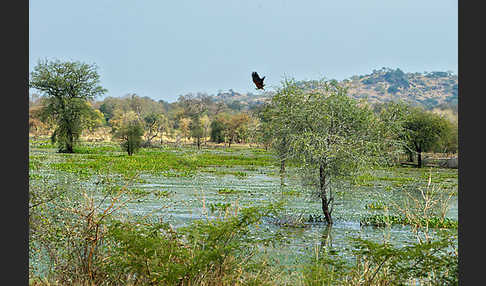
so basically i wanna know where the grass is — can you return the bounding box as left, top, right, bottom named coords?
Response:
left=360, top=214, right=458, bottom=229
left=365, top=201, right=388, bottom=210
left=29, top=139, right=458, bottom=285
left=217, top=188, right=243, bottom=194
left=281, top=189, right=302, bottom=196
left=34, top=142, right=275, bottom=178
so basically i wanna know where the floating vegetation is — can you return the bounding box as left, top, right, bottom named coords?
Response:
left=154, top=190, right=172, bottom=198
left=365, top=201, right=388, bottom=210
left=217, top=188, right=242, bottom=195
left=208, top=202, right=232, bottom=213
left=281, top=189, right=301, bottom=196
left=360, top=214, right=458, bottom=229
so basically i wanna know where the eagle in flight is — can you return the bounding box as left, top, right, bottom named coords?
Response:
left=252, top=72, right=265, bottom=90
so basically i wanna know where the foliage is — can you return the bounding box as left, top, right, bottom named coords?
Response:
left=112, top=111, right=144, bottom=155
left=348, top=233, right=458, bottom=285
left=29, top=174, right=144, bottom=285
left=210, top=119, right=226, bottom=143
left=360, top=214, right=457, bottom=229
left=104, top=205, right=278, bottom=285
left=265, top=78, right=394, bottom=224
left=29, top=59, right=107, bottom=152
left=143, top=112, right=169, bottom=146
left=190, top=115, right=205, bottom=149
left=403, top=107, right=450, bottom=167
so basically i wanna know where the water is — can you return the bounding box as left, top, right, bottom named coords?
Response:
left=29, top=145, right=458, bottom=275
left=92, top=164, right=458, bottom=265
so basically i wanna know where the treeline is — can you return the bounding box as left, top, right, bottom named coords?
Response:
left=30, top=90, right=264, bottom=149
left=29, top=90, right=458, bottom=154
left=28, top=59, right=458, bottom=157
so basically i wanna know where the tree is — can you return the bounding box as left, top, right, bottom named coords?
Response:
left=261, top=78, right=307, bottom=186
left=224, top=113, right=251, bottom=147
left=267, top=79, right=391, bottom=224
left=210, top=118, right=225, bottom=143
left=143, top=113, right=168, bottom=146
left=200, top=114, right=211, bottom=145
left=189, top=115, right=204, bottom=149
left=374, top=101, right=413, bottom=162
left=29, top=59, right=107, bottom=153
left=403, top=107, right=449, bottom=167
left=112, top=111, right=144, bottom=155
left=179, top=117, right=191, bottom=142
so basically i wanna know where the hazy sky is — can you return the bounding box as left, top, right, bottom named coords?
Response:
left=29, top=0, right=457, bottom=102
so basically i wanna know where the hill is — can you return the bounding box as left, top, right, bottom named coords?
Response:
left=212, top=68, right=458, bottom=111
left=341, top=67, right=457, bottom=109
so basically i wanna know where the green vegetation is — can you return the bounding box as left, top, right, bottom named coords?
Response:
left=217, top=188, right=242, bottom=194
left=29, top=139, right=457, bottom=285
left=365, top=201, right=388, bottom=210
left=262, top=78, right=395, bottom=224
left=360, top=214, right=457, bottom=229
left=29, top=61, right=458, bottom=285
left=403, top=107, right=452, bottom=167
left=112, top=111, right=145, bottom=155
left=29, top=59, right=107, bottom=153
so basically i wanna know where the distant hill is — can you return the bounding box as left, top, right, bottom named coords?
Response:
left=212, top=68, right=458, bottom=111
left=341, top=67, right=457, bottom=109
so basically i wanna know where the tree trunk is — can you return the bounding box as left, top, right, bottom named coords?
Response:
left=280, top=158, right=286, bottom=187
left=197, top=137, right=201, bottom=150
left=407, top=150, right=414, bottom=162
left=417, top=150, right=422, bottom=168
left=319, top=164, right=333, bottom=225
left=66, top=130, right=74, bottom=153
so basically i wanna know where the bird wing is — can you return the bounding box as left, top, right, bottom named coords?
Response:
left=252, top=72, right=261, bottom=84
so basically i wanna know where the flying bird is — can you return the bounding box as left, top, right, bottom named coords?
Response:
left=252, top=72, right=265, bottom=90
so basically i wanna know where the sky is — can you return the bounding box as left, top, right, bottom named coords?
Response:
left=29, top=0, right=457, bottom=102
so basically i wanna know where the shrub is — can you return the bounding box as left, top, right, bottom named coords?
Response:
left=105, top=206, right=277, bottom=285
left=113, top=119, right=144, bottom=156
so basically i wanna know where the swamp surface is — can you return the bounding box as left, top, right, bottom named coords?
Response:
left=29, top=139, right=458, bottom=281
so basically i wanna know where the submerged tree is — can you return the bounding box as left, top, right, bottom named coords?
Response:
left=267, top=79, right=392, bottom=224
left=29, top=59, right=107, bottom=153
left=260, top=79, right=302, bottom=186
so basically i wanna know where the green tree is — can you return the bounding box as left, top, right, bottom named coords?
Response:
left=143, top=112, right=168, bottom=146
left=223, top=113, right=251, bottom=147
left=210, top=118, right=225, bottom=143
left=112, top=111, right=144, bottom=155
left=374, top=101, right=413, bottom=162
left=403, top=107, right=449, bottom=167
left=29, top=59, right=107, bottom=153
left=268, top=79, right=391, bottom=224
left=261, top=78, right=302, bottom=186
left=189, top=115, right=204, bottom=149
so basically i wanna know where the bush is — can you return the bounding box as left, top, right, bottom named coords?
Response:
left=105, top=206, right=277, bottom=285
left=113, top=120, right=144, bottom=155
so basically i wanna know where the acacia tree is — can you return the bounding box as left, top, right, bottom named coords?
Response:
left=268, top=79, right=392, bottom=224
left=260, top=79, right=302, bottom=186
left=374, top=101, right=413, bottom=162
left=29, top=59, right=107, bottom=153
left=403, top=107, right=448, bottom=167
